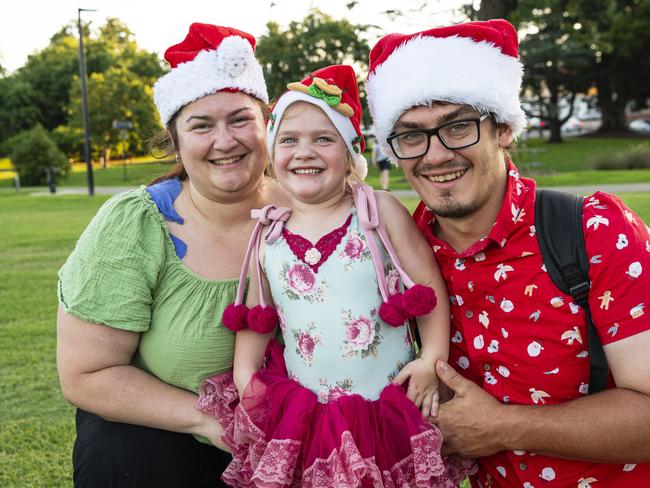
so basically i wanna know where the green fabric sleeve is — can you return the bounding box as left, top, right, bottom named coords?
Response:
left=58, top=188, right=166, bottom=332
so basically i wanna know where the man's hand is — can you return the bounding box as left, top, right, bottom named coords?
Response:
left=432, top=360, right=508, bottom=458
left=393, top=357, right=440, bottom=417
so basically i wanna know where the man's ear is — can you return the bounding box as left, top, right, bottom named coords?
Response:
left=497, top=124, right=514, bottom=148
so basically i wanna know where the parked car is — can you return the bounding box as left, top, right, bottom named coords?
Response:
left=629, top=119, right=650, bottom=134
left=577, top=110, right=602, bottom=122
left=527, top=117, right=546, bottom=130
left=561, top=116, right=585, bottom=134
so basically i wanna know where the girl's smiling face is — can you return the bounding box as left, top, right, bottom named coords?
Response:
left=272, top=102, right=350, bottom=205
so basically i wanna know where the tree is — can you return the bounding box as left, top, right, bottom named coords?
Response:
left=0, top=76, right=42, bottom=152
left=17, top=26, right=79, bottom=131
left=87, top=18, right=164, bottom=85
left=8, top=125, right=69, bottom=185
left=512, top=1, right=593, bottom=142
left=256, top=10, right=370, bottom=124
left=8, top=18, right=165, bottom=160
left=577, top=0, right=650, bottom=131
left=462, top=0, right=519, bottom=20
left=65, top=66, right=160, bottom=165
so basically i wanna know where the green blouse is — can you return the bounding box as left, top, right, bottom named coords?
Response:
left=58, top=187, right=238, bottom=394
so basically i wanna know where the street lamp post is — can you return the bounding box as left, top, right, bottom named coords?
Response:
left=77, top=8, right=96, bottom=196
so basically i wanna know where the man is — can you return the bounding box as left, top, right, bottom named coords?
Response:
left=366, top=19, right=650, bottom=487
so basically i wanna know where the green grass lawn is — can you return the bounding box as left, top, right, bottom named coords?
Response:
left=513, top=136, right=650, bottom=172
left=2, top=189, right=650, bottom=486
left=0, top=193, right=109, bottom=487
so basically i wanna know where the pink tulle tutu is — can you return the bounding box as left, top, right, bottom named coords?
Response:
left=197, top=340, right=474, bottom=487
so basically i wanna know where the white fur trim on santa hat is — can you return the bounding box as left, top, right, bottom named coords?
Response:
left=153, top=36, right=268, bottom=126
left=267, top=91, right=366, bottom=178
left=367, top=35, right=526, bottom=159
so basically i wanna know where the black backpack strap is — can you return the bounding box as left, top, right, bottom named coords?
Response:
left=535, top=189, right=609, bottom=394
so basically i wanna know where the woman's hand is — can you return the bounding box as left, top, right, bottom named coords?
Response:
left=194, top=411, right=230, bottom=452
left=392, top=357, right=440, bottom=418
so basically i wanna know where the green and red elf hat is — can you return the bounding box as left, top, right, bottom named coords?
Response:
left=153, top=23, right=268, bottom=126
left=267, top=64, right=367, bottom=179
left=366, top=19, right=526, bottom=160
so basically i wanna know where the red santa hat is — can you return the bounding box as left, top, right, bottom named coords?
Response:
left=267, top=64, right=367, bottom=179
left=153, top=23, right=268, bottom=126
left=366, top=19, right=526, bottom=157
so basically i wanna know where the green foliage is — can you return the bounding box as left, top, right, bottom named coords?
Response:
left=576, top=0, right=650, bottom=129
left=589, top=144, right=650, bottom=170
left=17, top=28, right=80, bottom=131
left=256, top=10, right=371, bottom=124
left=512, top=1, right=594, bottom=142
left=7, top=18, right=164, bottom=160
left=65, top=66, right=160, bottom=161
left=0, top=77, right=42, bottom=151
left=7, top=125, right=69, bottom=185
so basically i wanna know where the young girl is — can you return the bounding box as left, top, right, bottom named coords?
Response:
left=197, top=65, right=474, bottom=487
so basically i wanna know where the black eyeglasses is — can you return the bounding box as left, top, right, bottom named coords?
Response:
left=386, top=114, right=489, bottom=159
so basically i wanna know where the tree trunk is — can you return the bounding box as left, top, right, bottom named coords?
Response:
left=598, top=97, right=628, bottom=132
left=548, top=118, right=563, bottom=143
left=595, top=73, right=628, bottom=132
left=546, top=80, right=563, bottom=143
left=102, top=146, right=112, bottom=168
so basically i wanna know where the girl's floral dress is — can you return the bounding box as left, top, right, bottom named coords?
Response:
left=198, top=206, right=473, bottom=487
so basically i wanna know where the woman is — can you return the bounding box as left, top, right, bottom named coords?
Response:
left=56, top=23, right=287, bottom=487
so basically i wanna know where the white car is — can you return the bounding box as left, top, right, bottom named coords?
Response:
left=629, top=119, right=650, bottom=134
left=562, top=117, right=585, bottom=134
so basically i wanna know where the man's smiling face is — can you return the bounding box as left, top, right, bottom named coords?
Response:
left=392, top=103, right=513, bottom=220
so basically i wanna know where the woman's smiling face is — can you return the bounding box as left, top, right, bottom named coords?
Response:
left=175, top=91, right=268, bottom=200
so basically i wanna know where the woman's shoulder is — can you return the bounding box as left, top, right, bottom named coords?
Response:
left=78, top=186, right=165, bottom=247
left=92, top=186, right=164, bottom=232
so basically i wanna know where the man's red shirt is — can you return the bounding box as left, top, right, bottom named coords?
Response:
left=414, top=163, right=650, bottom=487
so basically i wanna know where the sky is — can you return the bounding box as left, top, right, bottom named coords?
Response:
left=0, top=0, right=468, bottom=74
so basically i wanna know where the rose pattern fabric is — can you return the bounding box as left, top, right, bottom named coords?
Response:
left=291, top=322, right=322, bottom=366
left=386, top=266, right=401, bottom=296
left=281, top=262, right=327, bottom=303
left=337, top=230, right=371, bottom=270
left=341, top=308, right=383, bottom=358
left=265, top=210, right=415, bottom=400
left=317, top=378, right=354, bottom=403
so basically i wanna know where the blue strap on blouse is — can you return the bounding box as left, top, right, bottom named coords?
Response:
left=146, top=178, right=188, bottom=259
